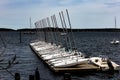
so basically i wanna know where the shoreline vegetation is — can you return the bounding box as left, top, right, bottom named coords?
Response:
left=0, top=27, right=120, bottom=32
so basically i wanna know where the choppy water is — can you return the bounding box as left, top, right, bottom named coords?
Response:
left=0, top=31, right=120, bottom=80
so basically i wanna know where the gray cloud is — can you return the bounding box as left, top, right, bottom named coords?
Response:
left=0, top=0, right=120, bottom=29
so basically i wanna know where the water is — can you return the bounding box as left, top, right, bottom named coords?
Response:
left=0, top=31, right=120, bottom=80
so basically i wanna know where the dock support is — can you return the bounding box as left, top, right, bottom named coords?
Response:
left=35, top=68, right=40, bottom=80
left=29, top=75, right=34, bottom=80
left=15, top=73, right=20, bottom=80
left=64, top=73, right=71, bottom=80
left=107, top=59, right=114, bottom=74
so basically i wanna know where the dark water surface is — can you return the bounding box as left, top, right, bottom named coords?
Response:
left=0, top=31, right=120, bottom=80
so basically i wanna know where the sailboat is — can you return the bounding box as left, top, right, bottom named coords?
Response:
left=110, top=40, right=119, bottom=44
left=90, top=57, right=120, bottom=71
left=110, top=16, right=120, bottom=44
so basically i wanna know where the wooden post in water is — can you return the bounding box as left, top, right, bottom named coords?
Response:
left=29, top=75, right=34, bottom=80
left=15, top=73, right=20, bottom=80
left=35, top=68, right=40, bottom=80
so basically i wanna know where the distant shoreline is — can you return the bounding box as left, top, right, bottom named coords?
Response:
left=0, top=28, right=120, bottom=32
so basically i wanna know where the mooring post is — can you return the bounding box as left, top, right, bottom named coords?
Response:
left=107, top=59, right=114, bottom=75
left=64, top=73, right=71, bottom=80
left=35, top=67, right=40, bottom=80
left=29, top=75, right=34, bottom=80
left=15, top=73, right=20, bottom=80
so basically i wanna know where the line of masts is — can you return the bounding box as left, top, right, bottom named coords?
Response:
left=34, top=9, right=77, bottom=51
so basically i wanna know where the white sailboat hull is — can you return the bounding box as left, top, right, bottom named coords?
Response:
left=90, top=57, right=120, bottom=71
left=52, top=58, right=88, bottom=68
left=110, top=40, right=120, bottom=44
left=30, top=41, right=120, bottom=71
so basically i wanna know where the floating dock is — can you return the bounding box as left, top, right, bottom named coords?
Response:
left=30, top=43, right=101, bottom=73
left=50, top=63, right=100, bottom=73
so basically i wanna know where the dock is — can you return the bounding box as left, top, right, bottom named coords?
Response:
left=51, top=63, right=100, bottom=73
left=30, top=44, right=101, bottom=73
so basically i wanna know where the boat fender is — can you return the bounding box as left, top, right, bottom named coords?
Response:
left=15, top=73, right=20, bottom=80
left=107, top=59, right=114, bottom=71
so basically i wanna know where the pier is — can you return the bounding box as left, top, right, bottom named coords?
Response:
left=30, top=43, right=101, bottom=73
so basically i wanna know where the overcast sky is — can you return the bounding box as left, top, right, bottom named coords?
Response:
left=0, top=0, right=120, bottom=29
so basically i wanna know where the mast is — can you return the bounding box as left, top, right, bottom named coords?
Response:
left=61, top=11, right=72, bottom=50
left=66, top=9, right=76, bottom=50
left=53, top=14, right=61, bottom=45
left=34, top=22, right=40, bottom=40
left=39, top=20, right=43, bottom=41
left=39, top=20, right=42, bottom=41
left=41, top=19, right=47, bottom=42
left=29, top=17, right=32, bottom=28
left=46, top=17, right=54, bottom=44
left=51, top=15, right=57, bottom=44
left=59, top=12, right=69, bottom=49
left=115, top=16, right=116, bottom=29
left=44, top=18, right=49, bottom=42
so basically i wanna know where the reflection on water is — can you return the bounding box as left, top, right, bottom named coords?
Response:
left=0, top=31, right=120, bottom=80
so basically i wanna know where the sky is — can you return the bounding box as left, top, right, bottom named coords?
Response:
left=0, top=0, right=120, bottom=29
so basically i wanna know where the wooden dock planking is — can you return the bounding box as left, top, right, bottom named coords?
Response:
left=51, top=63, right=100, bottom=72
left=30, top=44, right=101, bottom=73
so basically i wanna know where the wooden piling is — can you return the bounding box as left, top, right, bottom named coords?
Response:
left=15, top=73, right=20, bottom=80
left=29, top=75, right=34, bottom=80
left=35, top=68, right=40, bottom=80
